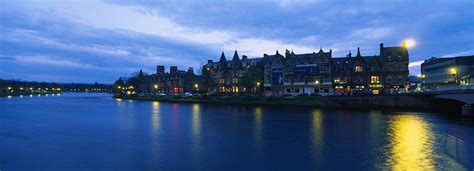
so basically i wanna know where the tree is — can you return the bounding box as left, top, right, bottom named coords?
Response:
left=241, top=67, right=263, bottom=92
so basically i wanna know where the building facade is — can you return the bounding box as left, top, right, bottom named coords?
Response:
left=202, top=51, right=263, bottom=94
left=119, top=43, right=411, bottom=96
left=421, top=55, right=474, bottom=91
left=135, top=66, right=202, bottom=94
left=263, top=43, right=409, bottom=96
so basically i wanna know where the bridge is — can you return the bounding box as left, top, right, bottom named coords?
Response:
left=419, top=89, right=474, bottom=116
left=327, top=89, right=474, bottom=116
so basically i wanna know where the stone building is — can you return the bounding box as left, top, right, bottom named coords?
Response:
left=136, top=66, right=202, bottom=94
left=263, top=43, right=409, bottom=96
left=202, top=51, right=263, bottom=94
left=128, top=43, right=409, bottom=96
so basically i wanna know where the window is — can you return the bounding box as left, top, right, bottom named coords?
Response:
left=370, top=76, right=380, bottom=83
left=219, top=79, right=224, bottom=84
left=355, top=65, right=362, bottom=72
left=233, top=78, right=238, bottom=83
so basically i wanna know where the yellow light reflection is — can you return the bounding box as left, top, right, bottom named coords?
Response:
left=115, top=98, right=123, bottom=102
left=152, top=101, right=160, bottom=132
left=386, top=115, right=434, bottom=170
left=192, top=104, right=201, bottom=136
left=254, top=107, right=263, bottom=144
left=311, top=109, right=323, bottom=162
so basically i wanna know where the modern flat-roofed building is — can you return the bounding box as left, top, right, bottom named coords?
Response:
left=421, top=56, right=474, bottom=91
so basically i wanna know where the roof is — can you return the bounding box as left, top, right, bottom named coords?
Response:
left=382, top=46, right=408, bottom=58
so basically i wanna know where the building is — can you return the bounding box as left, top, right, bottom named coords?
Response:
left=119, top=42, right=411, bottom=96
left=263, top=43, right=409, bottom=96
left=202, top=51, right=263, bottom=94
left=136, top=66, right=202, bottom=94
left=421, top=56, right=474, bottom=91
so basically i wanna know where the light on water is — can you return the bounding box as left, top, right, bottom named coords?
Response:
left=386, top=115, right=435, bottom=170
left=0, top=93, right=473, bottom=170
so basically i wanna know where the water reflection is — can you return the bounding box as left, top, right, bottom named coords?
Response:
left=444, top=132, right=470, bottom=170
left=254, top=107, right=263, bottom=144
left=385, top=115, right=435, bottom=170
left=151, top=101, right=161, bottom=162
left=192, top=104, right=201, bottom=137
left=152, top=101, right=161, bottom=133
left=311, top=109, right=323, bottom=164
left=191, top=103, right=202, bottom=165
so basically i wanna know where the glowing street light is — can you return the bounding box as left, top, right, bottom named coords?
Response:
left=450, top=67, right=458, bottom=84
left=402, top=39, right=416, bottom=48
left=449, top=68, right=457, bottom=74
left=154, top=84, right=158, bottom=89
left=7, top=87, right=11, bottom=90
left=256, top=82, right=261, bottom=86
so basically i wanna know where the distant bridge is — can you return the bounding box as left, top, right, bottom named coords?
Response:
left=328, top=89, right=474, bottom=116
left=428, top=90, right=474, bottom=104
left=419, top=89, right=474, bottom=116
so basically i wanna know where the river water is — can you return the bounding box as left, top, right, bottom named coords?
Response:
left=1, top=93, right=473, bottom=170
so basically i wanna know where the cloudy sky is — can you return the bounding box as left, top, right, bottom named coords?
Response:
left=1, top=0, right=473, bottom=83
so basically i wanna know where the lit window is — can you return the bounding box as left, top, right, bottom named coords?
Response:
left=370, top=76, right=379, bottom=83
left=355, top=65, right=362, bottom=72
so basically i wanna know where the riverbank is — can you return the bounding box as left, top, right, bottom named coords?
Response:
left=115, top=95, right=340, bottom=107
left=114, top=94, right=464, bottom=114
left=0, top=92, right=61, bottom=97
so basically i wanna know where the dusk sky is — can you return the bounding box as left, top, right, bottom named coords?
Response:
left=1, top=0, right=473, bottom=83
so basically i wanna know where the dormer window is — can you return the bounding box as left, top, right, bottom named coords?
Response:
left=355, top=65, right=362, bottom=72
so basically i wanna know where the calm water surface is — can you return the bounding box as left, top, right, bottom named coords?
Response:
left=1, top=93, right=473, bottom=170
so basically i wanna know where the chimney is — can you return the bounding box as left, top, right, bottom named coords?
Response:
left=208, top=60, right=213, bottom=64
left=380, top=43, right=384, bottom=56
left=242, top=55, right=248, bottom=61
left=188, top=67, right=194, bottom=74
left=170, top=66, right=178, bottom=74
left=157, top=65, right=165, bottom=74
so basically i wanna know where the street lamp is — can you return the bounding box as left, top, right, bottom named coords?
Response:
left=450, top=67, right=458, bottom=84
left=154, top=84, right=158, bottom=89
left=402, top=39, right=416, bottom=48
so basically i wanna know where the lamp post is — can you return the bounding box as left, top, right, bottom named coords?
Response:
left=194, top=83, right=199, bottom=93
left=450, top=67, right=457, bottom=85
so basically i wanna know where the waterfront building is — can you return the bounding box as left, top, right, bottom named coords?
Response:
left=135, top=66, right=202, bottom=94
left=118, top=43, right=410, bottom=96
left=202, top=51, right=263, bottom=94
left=263, top=43, right=409, bottom=96
left=421, top=55, right=474, bottom=91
